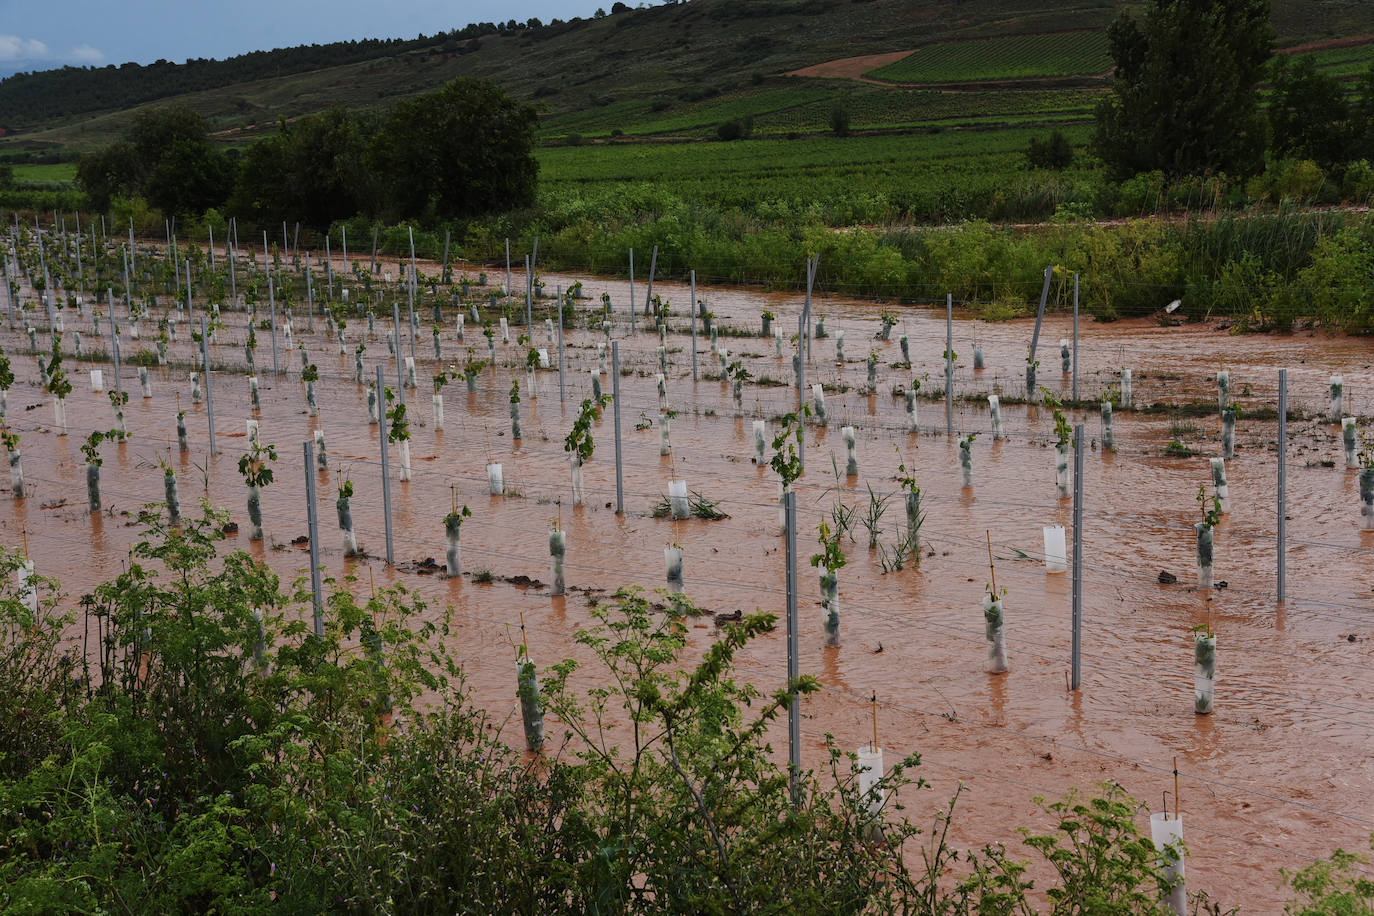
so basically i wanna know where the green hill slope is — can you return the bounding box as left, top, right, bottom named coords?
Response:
left=4, top=0, right=1374, bottom=157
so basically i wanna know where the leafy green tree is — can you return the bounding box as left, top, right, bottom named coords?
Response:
left=1269, top=55, right=1350, bottom=169
left=1094, top=0, right=1273, bottom=180
left=75, top=141, right=139, bottom=211
left=368, top=78, right=538, bottom=221
left=1027, top=129, right=1074, bottom=169
left=75, top=105, right=232, bottom=215
left=716, top=119, right=744, bottom=141
left=144, top=134, right=235, bottom=216
left=229, top=108, right=377, bottom=228
left=830, top=101, right=852, bottom=137
left=1347, top=63, right=1374, bottom=156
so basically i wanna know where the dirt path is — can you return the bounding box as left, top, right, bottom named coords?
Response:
left=787, top=50, right=911, bottom=83
left=1278, top=33, right=1374, bottom=55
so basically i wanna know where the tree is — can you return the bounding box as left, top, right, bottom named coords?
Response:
left=1347, top=63, right=1374, bottom=156
left=1027, top=130, right=1074, bottom=169
left=1269, top=55, right=1349, bottom=168
left=75, top=142, right=139, bottom=211
left=368, top=78, right=538, bottom=221
left=716, top=119, right=744, bottom=141
left=144, top=134, right=235, bottom=216
left=229, top=108, right=376, bottom=228
left=75, top=105, right=233, bottom=215
left=1094, top=0, right=1273, bottom=180
left=830, top=101, right=851, bottom=137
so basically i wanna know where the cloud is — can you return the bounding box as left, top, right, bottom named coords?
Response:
left=0, top=35, right=104, bottom=67
left=0, top=35, right=50, bottom=61
left=67, top=44, right=104, bottom=65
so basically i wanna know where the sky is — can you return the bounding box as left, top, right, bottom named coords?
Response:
left=0, top=0, right=605, bottom=74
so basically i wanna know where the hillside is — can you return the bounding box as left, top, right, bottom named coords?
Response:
left=3, top=0, right=1374, bottom=157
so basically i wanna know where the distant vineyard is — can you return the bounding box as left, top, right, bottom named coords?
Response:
left=1286, top=40, right=1374, bottom=81
left=542, top=85, right=1099, bottom=140
left=867, top=31, right=1111, bottom=84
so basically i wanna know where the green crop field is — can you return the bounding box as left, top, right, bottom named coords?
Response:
left=533, top=125, right=1100, bottom=231
left=10, top=162, right=77, bottom=185
left=538, top=128, right=1081, bottom=184
left=868, top=31, right=1112, bottom=84
left=1293, top=41, right=1374, bottom=81
left=543, top=81, right=1102, bottom=141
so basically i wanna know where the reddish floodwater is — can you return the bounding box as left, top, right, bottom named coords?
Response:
left=2, top=251, right=1371, bottom=910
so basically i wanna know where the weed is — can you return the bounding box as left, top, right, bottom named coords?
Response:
left=1164, top=440, right=1195, bottom=458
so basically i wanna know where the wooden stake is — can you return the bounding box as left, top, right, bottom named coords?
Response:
left=451, top=485, right=456, bottom=515
left=21, top=527, right=29, bottom=560
left=870, top=691, right=879, bottom=751
left=368, top=567, right=375, bottom=599
left=986, top=530, right=996, bottom=594
left=1173, top=755, right=1180, bottom=820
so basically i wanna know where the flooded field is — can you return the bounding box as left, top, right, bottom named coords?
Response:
left=2, top=244, right=1372, bottom=910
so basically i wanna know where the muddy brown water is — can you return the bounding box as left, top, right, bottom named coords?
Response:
left=2, top=252, right=1372, bottom=909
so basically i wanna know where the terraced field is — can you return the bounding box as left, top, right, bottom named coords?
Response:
left=1287, top=38, right=1374, bottom=80
left=867, top=31, right=1111, bottom=84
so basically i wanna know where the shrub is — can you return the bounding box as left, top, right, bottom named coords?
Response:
left=1248, top=158, right=1328, bottom=205
left=716, top=119, right=744, bottom=142
left=1299, top=226, right=1374, bottom=332
left=830, top=102, right=852, bottom=137
left=1027, top=129, right=1074, bottom=169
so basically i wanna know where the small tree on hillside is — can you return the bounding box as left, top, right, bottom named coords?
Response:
left=830, top=102, right=851, bottom=137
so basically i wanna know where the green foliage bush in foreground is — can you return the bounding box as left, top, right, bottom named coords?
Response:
left=0, top=504, right=1367, bottom=913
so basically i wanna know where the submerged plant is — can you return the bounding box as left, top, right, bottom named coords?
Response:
left=237, top=440, right=277, bottom=541
left=44, top=335, right=72, bottom=402
left=385, top=388, right=411, bottom=443
left=895, top=452, right=926, bottom=566
left=238, top=441, right=277, bottom=489
left=79, top=430, right=115, bottom=467
left=810, top=518, right=847, bottom=574
left=1196, top=484, right=1221, bottom=530
left=770, top=406, right=809, bottom=489
left=651, top=490, right=728, bottom=520
left=860, top=484, right=892, bottom=549
left=565, top=394, right=612, bottom=463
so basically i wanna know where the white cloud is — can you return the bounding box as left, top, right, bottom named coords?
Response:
left=67, top=44, right=104, bottom=64
left=0, top=35, right=104, bottom=67
left=0, top=35, right=50, bottom=61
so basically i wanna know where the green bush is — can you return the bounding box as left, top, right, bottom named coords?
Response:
left=0, top=499, right=1359, bottom=912
left=1248, top=159, right=1329, bottom=205
left=1281, top=838, right=1374, bottom=915
left=1027, top=129, right=1073, bottom=170
left=1299, top=226, right=1374, bottom=332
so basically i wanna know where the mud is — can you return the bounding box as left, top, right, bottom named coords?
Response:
left=1, top=247, right=1371, bottom=909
